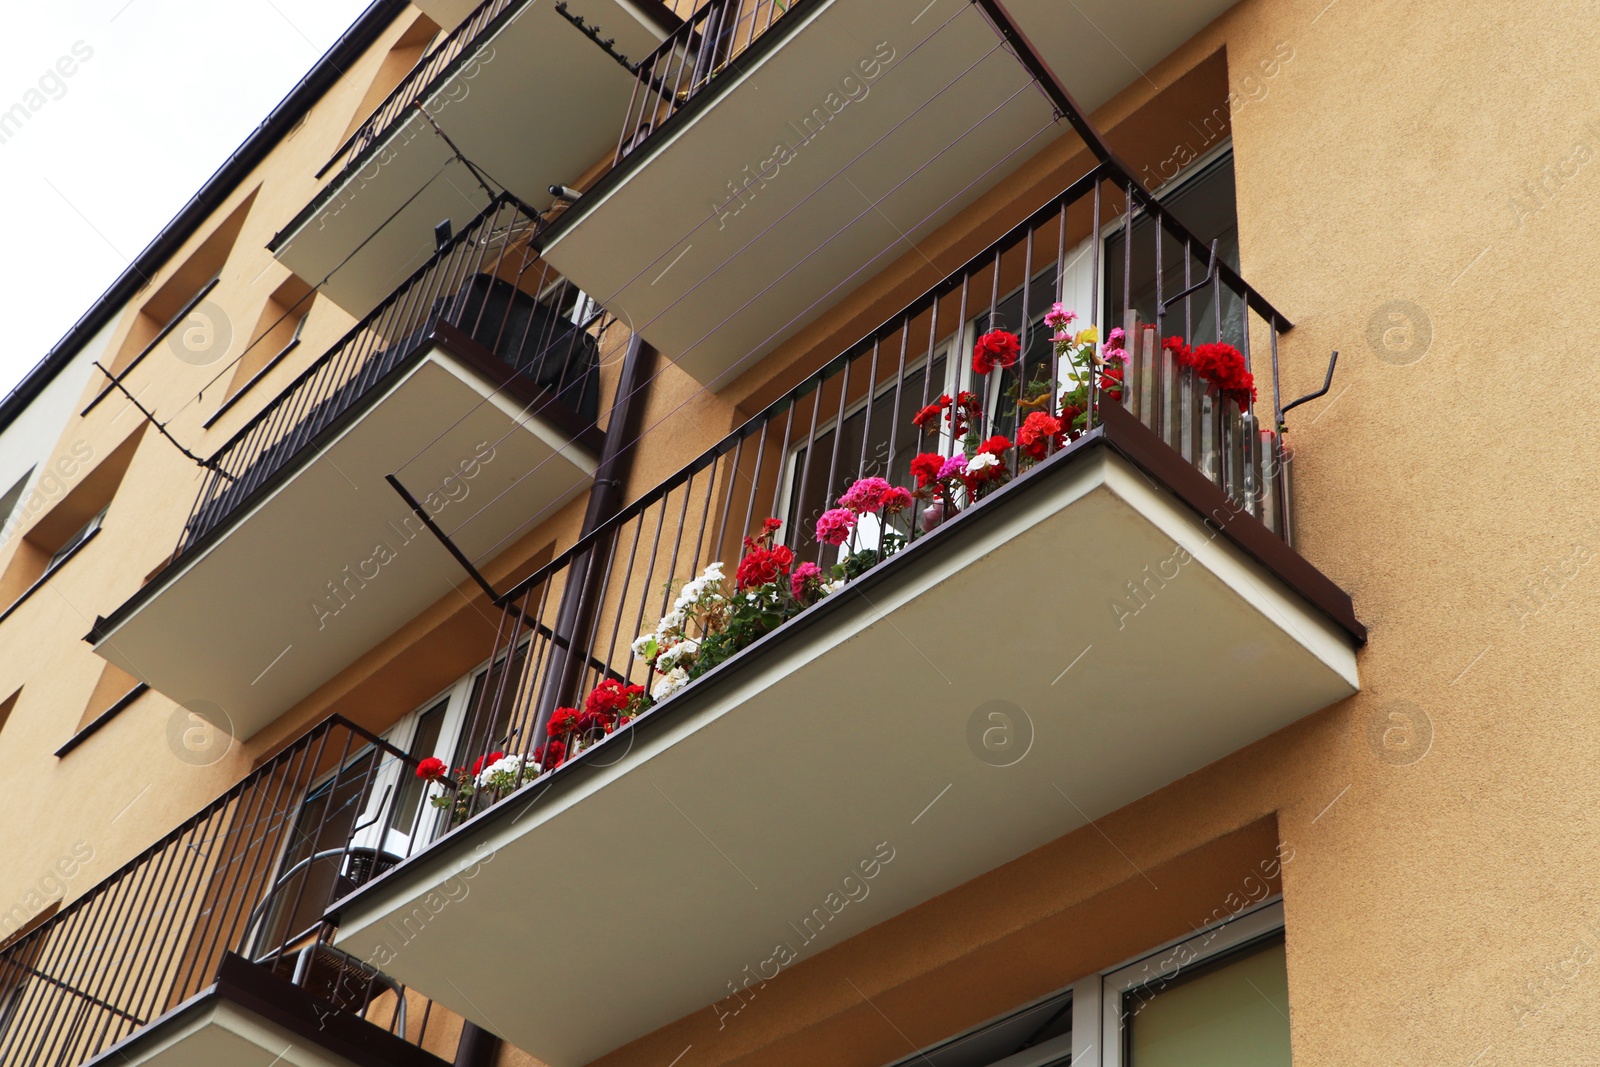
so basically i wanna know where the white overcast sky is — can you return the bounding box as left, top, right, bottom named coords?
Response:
left=0, top=0, right=373, bottom=399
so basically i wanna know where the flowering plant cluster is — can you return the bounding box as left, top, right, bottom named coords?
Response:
left=1162, top=337, right=1255, bottom=407
left=417, top=749, right=544, bottom=823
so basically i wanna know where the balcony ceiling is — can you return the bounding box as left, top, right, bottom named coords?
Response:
left=92, top=343, right=598, bottom=741
left=106, top=1000, right=370, bottom=1067
left=539, top=0, right=1236, bottom=389
left=273, top=0, right=667, bottom=318
left=331, top=439, right=1358, bottom=1067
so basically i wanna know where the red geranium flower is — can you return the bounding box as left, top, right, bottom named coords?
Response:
left=910, top=452, right=944, bottom=489
left=978, top=435, right=1012, bottom=458
left=415, top=757, right=447, bottom=781
left=1017, top=412, right=1064, bottom=460
left=547, top=707, right=581, bottom=736
left=762, top=517, right=783, bottom=535
left=470, top=751, right=505, bottom=777
left=973, top=330, right=1021, bottom=375
left=912, top=400, right=947, bottom=429
left=736, top=544, right=795, bottom=590
left=533, top=740, right=565, bottom=770
left=1189, top=343, right=1255, bottom=406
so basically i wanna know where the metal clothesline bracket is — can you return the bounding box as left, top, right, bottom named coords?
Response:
left=1159, top=239, right=1220, bottom=316
left=1278, top=350, right=1339, bottom=432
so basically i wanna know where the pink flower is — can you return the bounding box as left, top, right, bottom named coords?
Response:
left=1043, top=303, right=1077, bottom=329
left=1051, top=330, right=1073, bottom=344
left=881, top=486, right=913, bottom=513
left=790, top=561, right=822, bottom=600
left=1108, top=326, right=1126, bottom=346
left=1103, top=347, right=1130, bottom=364
left=936, top=453, right=968, bottom=480
left=838, top=477, right=892, bottom=514
left=919, top=501, right=948, bottom=533
left=815, top=508, right=857, bottom=546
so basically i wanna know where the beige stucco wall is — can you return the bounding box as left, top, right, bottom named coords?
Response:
left=1, top=1, right=1594, bottom=1066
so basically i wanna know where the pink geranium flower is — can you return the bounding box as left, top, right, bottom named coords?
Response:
left=936, top=453, right=968, bottom=480
left=815, top=508, right=858, bottom=546
left=1043, top=303, right=1077, bottom=330
left=838, top=476, right=892, bottom=514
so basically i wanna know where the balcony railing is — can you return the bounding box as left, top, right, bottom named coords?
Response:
left=617, top=0, right=798, bottom=160
left=321, top=160, right=1298, bottom=850
left=319, top=0, right=521, bottom=182
left=181, top=194, right=607, bottom=558
left=0, top=718, right=452, bottom=1067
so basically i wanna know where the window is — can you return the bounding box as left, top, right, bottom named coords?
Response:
left=0, top=428, right=143, bottom=621
left=882, top=900, right=1287, bottom=1067
left=45, top=507, right=103, bottom=573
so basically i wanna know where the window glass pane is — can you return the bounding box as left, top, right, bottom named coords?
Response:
left=1126, top=938, right=1290, bottom=1067
left=453, top=640, right=531, bottom=766
left=386, top=699, right=448, bottom=841
left=1103, top=153, right=1242, bottom=348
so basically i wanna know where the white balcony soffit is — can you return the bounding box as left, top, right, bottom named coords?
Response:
left=332, top=446, right=1358, bottom=1067
left=101, top=1000, right=364, bottom=1067
left=539, top=0, right=1236, bottom=388
left=93, top=345, right=597, bottom=740
left=275, top=0, right=668, bottom=318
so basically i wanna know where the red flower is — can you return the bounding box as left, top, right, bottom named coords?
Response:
left=1189, top=343, right=1255, bottom=406
left=1162, top=336, right=1192, bottom=365
left=470, top=751, right=505, bottom=776
left=762, top=517, right=783, bottom=535
left=912, top=400, right=947, bottom=429
left=973, top=330, right=1021, bottom=375
left=533, top=740, right=565, bottom=770
left=910, top=452, right=944, bottom=489
left=1017, top=412, right=1064, bottom=460
left=1098, top=365, right=1125, bottom=403
left=415, top=757, right=447, bottom=781
left=736, top=544, right=795, bottom=590
left=547, top=707, right=581, bottom=736
left=978, top=435, right=1012, bottom=458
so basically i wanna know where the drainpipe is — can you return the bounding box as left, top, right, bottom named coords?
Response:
left=454, top=1022, right=501, bottom=1067
left=530, top=335, right=659, bottom=738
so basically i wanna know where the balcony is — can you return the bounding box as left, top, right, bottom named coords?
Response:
left=0, top=719, right=454, bottom=1067
left=535, top=0, right=1245, bottom=387
left=317, top=170, right=1363, bottom=1067
left=89, top=198, right=613, bottom=741
left=271, top=0, right=678, bottom=318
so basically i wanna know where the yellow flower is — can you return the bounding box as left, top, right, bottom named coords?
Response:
left=1073, top=327, right=1098, bottom=346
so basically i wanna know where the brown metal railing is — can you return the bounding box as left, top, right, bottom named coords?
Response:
left=0, top=717, right=453, bottom=1067
left=617, top=0, right=797, bottom=160
left=180, top=194, right=609, bottom=558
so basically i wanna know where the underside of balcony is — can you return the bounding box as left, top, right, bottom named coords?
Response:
left=272, top=0, right=671, bottom=318
left=84, top=955, right=447, bottom=1067
left=538, top=0, right=1241, bottom=387
left=89, top=329, right=600, bottom=741
left=327, top=405, right=1360, bottom=1067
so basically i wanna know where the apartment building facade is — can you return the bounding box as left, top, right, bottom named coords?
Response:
left=0, top=0, right=1585, bottom=1065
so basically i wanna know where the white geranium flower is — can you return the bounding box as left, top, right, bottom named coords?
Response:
left=822, top=579, right=847, bottom=596
left=965, top=452, right=1000, bottom=475
left=703, top=561, right=725, bottom=581
left=655, top=638, right=699, bottom=672
left=651, top=667, right=691, bottom=702
left=631, top=633, right=657, bottom=660
left=475, top=754, right=526, bottom=788
left=655, top=609, right=686, bottom=636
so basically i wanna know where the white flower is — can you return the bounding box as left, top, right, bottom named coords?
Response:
left=703, top=561, right=725, bottom=581
left=655, top=638, right=699, bottom=672
left=475, top=754, right=526, bottom=788
left=965, top=452, right=1000, bottom=475
left=631, top=633, right=657, bottom=660
left=655, top=609, right=686, bottom=636
left=652, top=667, right=691, bottom=702
left=822, top=579, right=846, bottom=595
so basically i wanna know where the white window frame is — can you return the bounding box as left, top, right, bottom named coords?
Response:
left=1070, top=897, right=1286, bottom=1067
